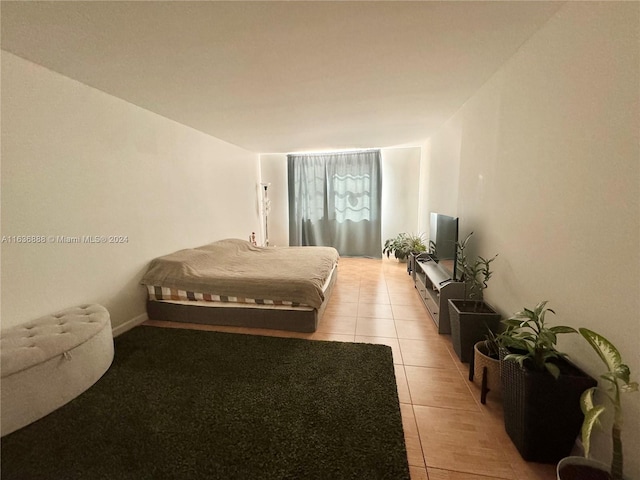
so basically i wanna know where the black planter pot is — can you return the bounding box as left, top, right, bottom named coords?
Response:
left=500, top=349, right=598, bottom=463
left=448, top=299, right=501, bottom=363
left=557, top=457, right=612, bottom=480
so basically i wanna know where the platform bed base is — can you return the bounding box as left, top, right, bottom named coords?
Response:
left=147, top=301, right=323, bottom=333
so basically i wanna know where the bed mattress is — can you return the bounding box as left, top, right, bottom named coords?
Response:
left=141, top=239, right=340, bottom=332
left=140, top=238, right=339, bottom=309
left=145, top=263, right=338, bottom=333
left=146, top=285, right=309, bottom=307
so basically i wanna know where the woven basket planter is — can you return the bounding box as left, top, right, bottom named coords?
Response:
left=499, top=348, right=597, bottom=463
left=472, top=340, right=501, bottom=403
left=448, top=300, right=501, bottom=363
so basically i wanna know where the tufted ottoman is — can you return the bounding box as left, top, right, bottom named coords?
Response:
left=1, top=304, right=114, bottom=436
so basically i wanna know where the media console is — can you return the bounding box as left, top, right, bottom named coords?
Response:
left=410, top=253, right=465, bottom=334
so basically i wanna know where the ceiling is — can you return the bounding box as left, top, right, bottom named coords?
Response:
left=1, top=1, right=563, bottom=153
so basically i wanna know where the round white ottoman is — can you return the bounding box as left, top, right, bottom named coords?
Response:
left=1, top=304, right=114, bottom=436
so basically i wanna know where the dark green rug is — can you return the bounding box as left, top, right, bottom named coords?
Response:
left=1, top=326, right=409, bottom=479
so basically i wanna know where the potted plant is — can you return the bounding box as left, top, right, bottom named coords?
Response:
left=383, top=233, right=426, bottom=262
left=405, top=233, right=428, bottom=274
left=470, top=329, right=503, bottom=404
left=557, top=329, right=638, bottom=480
left=448, top=232, right=501, bottom=362
left=499, top=301, right=597, bottom=463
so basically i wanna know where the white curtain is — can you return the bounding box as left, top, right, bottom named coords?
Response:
left=288, top=150, right=382, bottom=258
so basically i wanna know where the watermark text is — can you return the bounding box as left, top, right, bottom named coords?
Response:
left=1, top=235, right=129, bottom=244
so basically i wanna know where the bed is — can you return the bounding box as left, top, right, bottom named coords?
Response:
left=141, top=238, right=340, bottom=333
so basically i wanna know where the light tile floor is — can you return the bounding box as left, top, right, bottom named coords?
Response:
left=144, top=257, right=557, bottom=480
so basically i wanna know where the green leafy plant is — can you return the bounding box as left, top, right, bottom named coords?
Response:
left=578, top=328, right=638, bottom=480
left=455, top=232, right=498, bottom=309
left=483, top=328, right=503, bottom=359
left=383, top=233, right=426, bottom=260
left=501, top=301, right=577, bottom=378
left=405, top=233, right=427, bottom=255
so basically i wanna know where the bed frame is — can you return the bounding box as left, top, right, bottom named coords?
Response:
left=146, top=267, right=337, bottom=333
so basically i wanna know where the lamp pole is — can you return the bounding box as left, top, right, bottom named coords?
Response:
left=260, top=183, right=270, bottom=247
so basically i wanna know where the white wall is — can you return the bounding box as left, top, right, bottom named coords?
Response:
left=1, top=52, right=261, bottom=331
left=380, top=147, right=421, bottom=244
left=421, top=3, right=639, bottom=476
left=259, top=147, right=422, bottom=254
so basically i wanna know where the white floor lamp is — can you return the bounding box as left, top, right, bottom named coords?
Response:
left=260, top=183, right=271, bottom=247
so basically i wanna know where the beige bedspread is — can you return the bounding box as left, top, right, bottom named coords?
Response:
left=140, top=239, right=339, bottom=309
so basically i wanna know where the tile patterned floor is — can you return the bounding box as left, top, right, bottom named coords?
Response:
left=144, top=257, right=557, bottom=480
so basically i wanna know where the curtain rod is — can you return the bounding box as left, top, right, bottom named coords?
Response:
left=287, top=148, right=380, bottom=156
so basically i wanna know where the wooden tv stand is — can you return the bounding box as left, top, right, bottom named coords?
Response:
left=411, top=254, right=464, bottom=334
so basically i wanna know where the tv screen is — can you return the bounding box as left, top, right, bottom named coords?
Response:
left=429, top=212, right=459, bottom=280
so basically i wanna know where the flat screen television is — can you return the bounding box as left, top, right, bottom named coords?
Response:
left=429, top=212, right=459, bottom=280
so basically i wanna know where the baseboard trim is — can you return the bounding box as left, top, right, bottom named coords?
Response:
left=112, top=312, right=148, bottom=337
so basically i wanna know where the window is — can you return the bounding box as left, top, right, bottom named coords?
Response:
left=287, top=150, right=382, bottom=258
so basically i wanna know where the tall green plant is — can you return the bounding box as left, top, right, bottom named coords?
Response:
left=578, top=328, right=638, bottom=480
left=501, top=301, right=577, bottom=378
left=455, top=232, right=498, bottom=308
